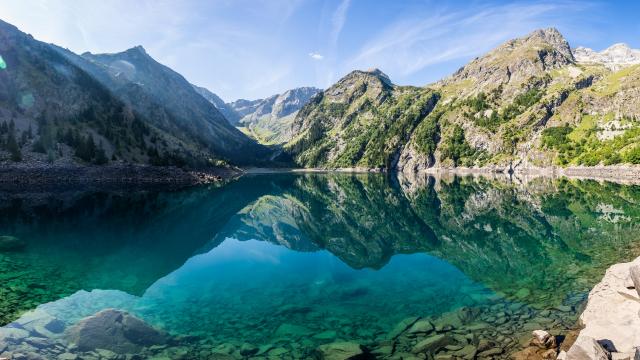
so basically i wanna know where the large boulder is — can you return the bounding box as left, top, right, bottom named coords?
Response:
left=566, top=336, right=610, bottom=360
left=572, top=257, right=640, bottom=353
left=0, top=235, right=26, bottom=251
left=66, top=309, right=166, bottom=354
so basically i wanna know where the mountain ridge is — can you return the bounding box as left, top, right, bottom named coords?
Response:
left=286, top=28, right=640, bottom=172
left=3, top=19, right=640, bottom=174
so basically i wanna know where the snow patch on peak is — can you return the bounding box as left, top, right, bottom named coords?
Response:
left=573, top=43, right=640, bottom=70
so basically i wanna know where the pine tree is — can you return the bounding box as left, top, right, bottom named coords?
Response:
left=7, top=130, right=22, bottom=162
left=93, top=140, right=108, bottom=165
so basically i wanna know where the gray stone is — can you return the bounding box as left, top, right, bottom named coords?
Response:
left=611, top=352, right=633, bottom=360
left=387, top=317, right=420, bottom=339
left=0, top=327, right=30, bottom=343
left=25, top=337, right=51, bottom=350
left=57, top=353, right=78, bottom=360
left=407, top=320, right=434, bottom=335
left=530, top=330, right=556, bottom=349
left=315, top=342, right=363, bottom=360
left=371, top=344, right=393, bottom=357
left=95, top=349, right=118, bottom=359
left=453, top=345, right=477, bottom=360
left=255, top=344, right=275, bottom=356
left=554, top=305, right=572, bottom=312
left=478, top=347, right=503, bottom=357
left=566, top=336, right=609, bottom=360
left=66, top=309, right=166, bottom=354
left=433, top=312, right=463, bottom=330
left=411, top=334, right=453, bottom=354
left=631, top=265, right=640, bottom=298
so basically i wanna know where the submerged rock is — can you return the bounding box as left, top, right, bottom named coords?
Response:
left=65, top=309, right=167, bottom=354
left=407, top=319, right=434, bottom=335
left=386, top=317, right=420, bottom=339
left=239, top=342, right=258, bottom=356
left=314, top=342, right=364, bottom=360
left=0, top=236, right=26, bottom=251
left=0, top=327, right=30, bottom=343
left=411, top=334, right=453, bottom=354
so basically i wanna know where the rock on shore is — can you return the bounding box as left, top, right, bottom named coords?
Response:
left=564, top=256, right=640, bottom=359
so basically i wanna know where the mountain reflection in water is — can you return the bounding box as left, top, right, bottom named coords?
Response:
left=1, top=173, right=640, bottom=359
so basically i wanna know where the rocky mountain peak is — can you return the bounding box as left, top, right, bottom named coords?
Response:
left=365, top=68, right=392, bottom=83
left=524, top=27, right=573, bottom=59
left=442, top=27, right=574, bottom=95
left=123, top=45, right=149, bottom=58
left=272, top=87, right=321, bottom=118
left=573, top=43, right=640, bottom=70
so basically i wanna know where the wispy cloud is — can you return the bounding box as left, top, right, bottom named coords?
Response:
left=346, top=1, right=595, bottom=82
left=329, top=0, right=351, bottom=50
left=309, top=52, right=324, bottom=60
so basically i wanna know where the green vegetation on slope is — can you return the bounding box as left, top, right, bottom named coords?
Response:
left=286, top=71, right=440, bottom=169
left=542, top=116, right=640, bottom=166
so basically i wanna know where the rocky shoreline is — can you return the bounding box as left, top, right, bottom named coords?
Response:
left=249, top=164, right=640, bottom=185
left=0, top=164, right=241, bottom=191
left=558, top=256, right=640, bottom=360
left=402, top=164, right=640, bottom=186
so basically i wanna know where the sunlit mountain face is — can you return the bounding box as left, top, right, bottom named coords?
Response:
left=1, top=173, right=640, bottom=358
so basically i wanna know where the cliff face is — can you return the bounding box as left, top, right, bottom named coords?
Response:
left=286, top=28, right=640, bottom=172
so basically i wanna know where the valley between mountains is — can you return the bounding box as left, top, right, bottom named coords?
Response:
left=2, top=20, right=640, bottom=178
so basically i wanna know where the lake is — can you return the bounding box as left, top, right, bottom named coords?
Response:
left=1, top=173, right=640, bottom=359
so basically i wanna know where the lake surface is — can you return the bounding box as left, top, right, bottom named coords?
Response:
left=1, top=173, right=640, bottom=359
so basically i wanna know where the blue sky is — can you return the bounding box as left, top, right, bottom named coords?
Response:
left=2, top=0, right=639, bottom=101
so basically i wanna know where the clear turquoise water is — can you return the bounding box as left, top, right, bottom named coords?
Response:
left=2, top=173, right=640, bottom=358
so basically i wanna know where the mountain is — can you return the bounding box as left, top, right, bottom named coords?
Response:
left=0, top=20, right=163, bottom=166
left=285, top=68, right=439, bottom=168
left=0, top=19, right=269, bottom=167
left=286, top=28, right=640, bottom=171
left=574, top=43, right=640, bottom=70
left=191, top=85, right=240, bottom=124
left=228, top=87, right=321, bottom=144
left=58, top=46, right=268, bottom=165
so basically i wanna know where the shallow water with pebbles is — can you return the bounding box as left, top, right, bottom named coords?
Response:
left=1, top=173, right=640, bottom=359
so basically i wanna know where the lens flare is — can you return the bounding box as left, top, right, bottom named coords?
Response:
left=19, top=93, right=35, bottom=109
left=0, top=55, right=6, bottom=70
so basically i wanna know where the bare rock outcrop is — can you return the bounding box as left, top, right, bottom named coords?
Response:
left=565, top=256, right=640, bottom=358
